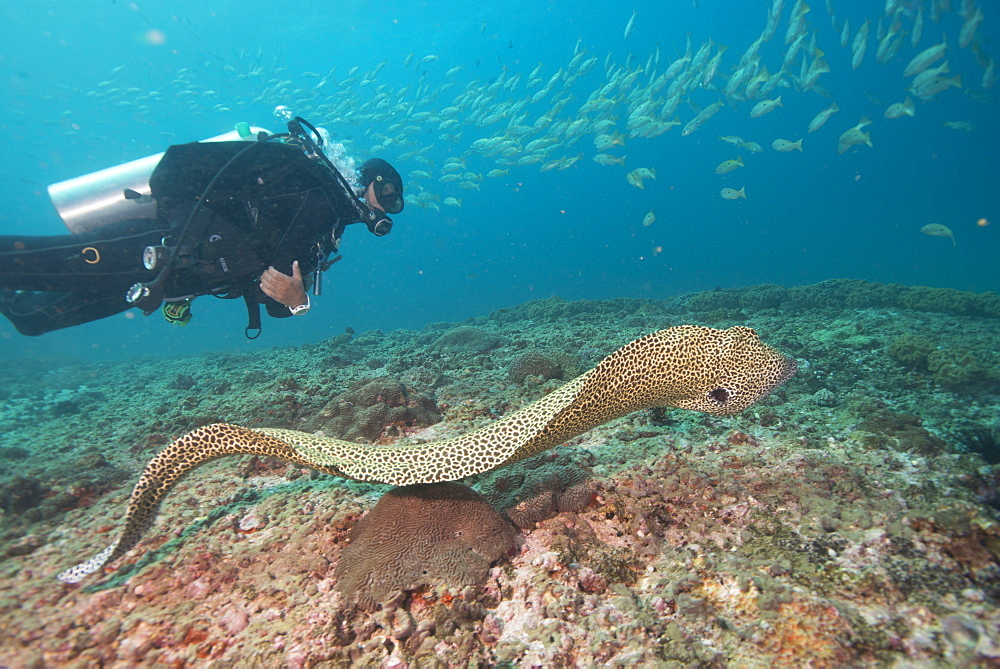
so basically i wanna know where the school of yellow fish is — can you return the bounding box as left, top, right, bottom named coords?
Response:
left=47, top=0, right=991, bottom=227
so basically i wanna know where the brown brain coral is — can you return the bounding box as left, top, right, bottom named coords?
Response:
left=308, top=376, right=441, bottom=443
left=507, top=349, right=579, bottom=384
left=430, top=326, right=508, bottom=354
left=334, top=482, right=518, bottom=610
left=927, top=348, right=991, bottom=388
left=887, top=335, right=935, bottom=369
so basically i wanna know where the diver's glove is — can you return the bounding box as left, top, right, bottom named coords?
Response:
left=162, top=300, right=193, bottom=326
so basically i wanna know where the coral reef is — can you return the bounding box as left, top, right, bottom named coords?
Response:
left=887, top=335, right=995, bottom=390
left=850, top=409, right=950, bottom=455
left=927, top=348, right=991, bottom=388
left=681, top=278, right=1000, bottom=321
left=0, top=279, right=999, bottom=666
left=888, top=334, right=935, bottom=369
left=305, top=376, right=441, bottom=443
left=430, top=326, right=508, bottom=354
left=334, top=482, right=517, bottom=610
left=506, top=349, right=577, bottom=384
left=475, top=452, right=597, bottom=529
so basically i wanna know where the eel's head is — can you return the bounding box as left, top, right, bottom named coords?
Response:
left=659, top=325, right=796, bottom=415
left=589, top=325, right=797, bottom=417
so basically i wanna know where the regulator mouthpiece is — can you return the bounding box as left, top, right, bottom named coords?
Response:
left=367, top=216, right=393, bottom=237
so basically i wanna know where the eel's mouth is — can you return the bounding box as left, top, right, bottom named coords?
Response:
left=708, top=387, right=732, bottom=406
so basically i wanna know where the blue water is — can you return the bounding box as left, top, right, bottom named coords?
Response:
left=1, top=0, right=996, bottom=360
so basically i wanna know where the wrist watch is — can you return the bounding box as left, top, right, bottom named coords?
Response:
left=288, top=296, right=311, bottom=316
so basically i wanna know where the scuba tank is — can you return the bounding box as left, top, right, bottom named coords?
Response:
left=46, top=123, right=274, bottom=234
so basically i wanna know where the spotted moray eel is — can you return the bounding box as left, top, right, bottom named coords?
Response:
left=58, top=325, right=795, bottom=583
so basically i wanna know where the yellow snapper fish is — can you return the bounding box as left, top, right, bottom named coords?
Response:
left=784, top=0, right=810, bottom=44
left=910, top=73, right=962, bottom=100
left=942, top=120, right=977, bottom=132
left=718, top=134, right=745, bottom=146
left=750, top=95, right=783, bottom=118
left=486, top=169, right=510, bottom=177
left=903, top=36, right=947, bottom=77
left=681, top=101, right=724, bottom=136
left=911, top=6, right=924, bottom=47
left=593, top=133, right=624, bottom=151
left=837, top=117, right=873, bottom=154
left=884, top=96, right=916, bottom=119
left=626, top=169, right=645, bottom=189
left=715, top=156, right=745, bottom=174
left=738, top=139, right=764, bottom=153
left=772, top=138, right=803, bottom=152
left=443, top=197, right=462, bottom=207
left=591, top=119, right=617, bottom=134
left=875, top=23, right=904, bottom=65
left=959, top=7, right=985, bottom=49
left=981, top=56, right=996, bottom=90
left=721, top=186, right=747, bottom=200
left=593, top=153, right=627, bottom=166
left=920, top=223, right=955, bottom=246
left=807, top=101, right=840, bottom=133
left=851, top=19, right=871, bottom=70
left=908, top=59, right=951, bottom=94
left=634, top=167, right=657, bottom=180
left=624, top=9, right=638, bottom=40
left=642, top=210, right=656, bottom=227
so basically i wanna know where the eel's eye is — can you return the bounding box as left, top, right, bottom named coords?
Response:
left=708, top=387, right=731, bottom=405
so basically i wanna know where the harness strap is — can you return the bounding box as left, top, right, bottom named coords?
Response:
left=243, top=290, right=262, bottom=339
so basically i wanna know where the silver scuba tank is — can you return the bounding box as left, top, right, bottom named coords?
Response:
left=46, top=124, right=274, bottom=235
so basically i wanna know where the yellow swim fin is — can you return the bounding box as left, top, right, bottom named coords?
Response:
left=162, top=300, right=193, bottom=326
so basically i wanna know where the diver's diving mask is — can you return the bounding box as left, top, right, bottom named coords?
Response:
left=373, top=176, right=404, bottom=215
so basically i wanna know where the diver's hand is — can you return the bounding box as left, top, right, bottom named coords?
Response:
left=260, top=261, right=308, bottom=309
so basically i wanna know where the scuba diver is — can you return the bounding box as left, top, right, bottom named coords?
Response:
left=0, top=117, right=404, bottom=338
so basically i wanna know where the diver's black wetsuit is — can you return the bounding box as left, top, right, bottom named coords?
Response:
left=0, top=139, right=366, bottom=336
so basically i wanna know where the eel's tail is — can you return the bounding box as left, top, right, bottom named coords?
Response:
left=57, top=423, right=345, bottom=583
